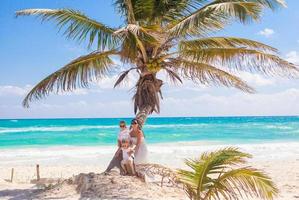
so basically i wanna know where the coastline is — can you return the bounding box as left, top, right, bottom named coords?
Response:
left=0, top=140, right=298, bottom=199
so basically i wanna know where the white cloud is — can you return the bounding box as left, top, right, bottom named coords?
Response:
left=160, top=88, right=299, bottom=117
left=0, top=85, right=31, bottom=96
left=258, top=28, right=275, bottom=38
left=1, top=87, right=299, bottom=118
left=237, top=71, right=275, bottom=87
left=286, top=51, right=299, bottom=64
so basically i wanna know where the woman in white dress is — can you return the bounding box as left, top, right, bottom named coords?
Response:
left=130, top=119, right=148, bottom=164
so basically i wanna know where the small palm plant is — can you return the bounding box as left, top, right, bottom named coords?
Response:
left=178, top=147, right=278, bottom=200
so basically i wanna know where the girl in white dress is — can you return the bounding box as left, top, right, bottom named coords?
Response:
left=130, top=119, right=148, bottom=164
left=120, top=138, right=136, bottom=175
left=105, top=121, right=129, bottom=173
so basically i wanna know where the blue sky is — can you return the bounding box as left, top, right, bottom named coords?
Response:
left=0, top=0, right=299, bottom=119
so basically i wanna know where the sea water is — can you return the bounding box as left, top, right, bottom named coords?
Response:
left=0, top=116, right=299, bottom=148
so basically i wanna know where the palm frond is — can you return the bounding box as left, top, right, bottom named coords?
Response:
left=180, top=37, right=277, bottom=52
left=23, top=50, right=117, bottom=107
left=180, top=47, right=299, bottom=77
left=114, top=0, right=136, bottom=23
left=124, top=0, right=136, bottom=23
left=169, top=1, right=261, bottom=37
left=114, top=67, right=136, bottom=88
left=207, top=167, right=279, bottom=200
left=178, top=147, right=278, bottom=200
left=115, top=24, right=160, bottom=63
left=168, top=1, right=274, bottom=38
left=178, top=148, right=252, bottom=195
left=114, top=24, right=159, bottom=46
left=163, top=67, right=183, bottom=84
left=167, top=59, right=255, bottom=92
left=16, top=9, right=118, bottom=50
left=114, top=0, right=202, bottom=24
left=249, top=0, right=286, bottom=9
left=119, top=31, right=140, bottom=63
left=145, top=0, right=203, bottom=23
left=131, top=0, right=155, bottom=22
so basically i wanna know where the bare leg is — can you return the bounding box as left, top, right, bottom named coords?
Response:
left=128, top=158, right=136, bottom=175
left=121, top=160, right=127, bottom=174
left=105, top=149, right=124, bottom=174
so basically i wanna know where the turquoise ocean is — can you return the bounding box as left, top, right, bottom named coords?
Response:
left=0, top=116, right=299, bottom=148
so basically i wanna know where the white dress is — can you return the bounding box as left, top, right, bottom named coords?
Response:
left=131, top=136, right=148, bottom=164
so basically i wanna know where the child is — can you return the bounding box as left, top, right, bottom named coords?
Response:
left=121, top=138, right=136, bottom=175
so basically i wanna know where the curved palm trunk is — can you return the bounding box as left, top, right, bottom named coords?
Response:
left=135, top=105, right=152, bottom=127
left=106, top=60, right=163, bottom=172
left=105, top=106, right=151, bottom=174
left=133, top=73, right=163, bottom=127
left=105, top=77, right=162, bottom=173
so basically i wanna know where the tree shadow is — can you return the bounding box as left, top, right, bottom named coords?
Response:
left=0, top=188, right=41, bottom=200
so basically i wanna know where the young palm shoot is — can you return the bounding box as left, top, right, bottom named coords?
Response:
left=178, top=147, right=278, bottom=200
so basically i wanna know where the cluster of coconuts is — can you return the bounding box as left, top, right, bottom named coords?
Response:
left=146, top=58, right=162, bottom=73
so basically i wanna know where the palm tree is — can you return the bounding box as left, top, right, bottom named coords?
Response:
left=16, top=0, right=298, bottom=126
left=178, top=147, right=278, bottom=200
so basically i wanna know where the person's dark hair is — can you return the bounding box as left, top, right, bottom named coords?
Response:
left=130, top=118, right=145, bottom=137
left=119, top=120, right=126, bottom=125
left=121, top=138, right=128, bottom=144
left=131, top=118, right=141, bottom=130
left=131, top=119, right=138, bottom=124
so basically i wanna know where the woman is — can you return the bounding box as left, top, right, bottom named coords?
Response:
left=130, top=119, right=148, bottom=164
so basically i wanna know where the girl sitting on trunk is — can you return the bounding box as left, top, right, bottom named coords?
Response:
left=120, top=138, right=136, bottom=175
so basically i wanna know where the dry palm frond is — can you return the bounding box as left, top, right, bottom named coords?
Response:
left=163, top=67, right=183, bottom=84
left=23, top=50, right=117, bottom=107
left=114, top=67, right=137, bottom=88
left=133, top=74, right=163, bottom=114
left=168, top=59, right=254, bottom=92
left=16, top=9, right=118, bottom=50
left=178, top=147, right=278, bottom=200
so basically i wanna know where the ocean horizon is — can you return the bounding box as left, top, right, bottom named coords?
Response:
left=1, top=116, right=299, bottom=148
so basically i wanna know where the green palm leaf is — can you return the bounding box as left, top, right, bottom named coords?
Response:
left=180, top=37, right=277, bottom=52
left=168, top=1, right=261, bottom=37
left=207, top=167, right=278, bottom=200
left=167, top=59, right=255, bottom=92
left=178, top=148, right=278, bottom=200
left=114, top=0, right=201, bottom=23
left=168, top=0, right=285, bottom=37
left=180, top=47, right=299, bottom=77
left=115, top=24, right=159, bottom=63
left=16, top=9, right=118, bottom=50
left=114, top=0, right=136, bottom=23
left=23, top=50, right=117, bottom=107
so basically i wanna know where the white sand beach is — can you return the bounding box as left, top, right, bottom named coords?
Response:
left=0, top=141, right=299, bottom=199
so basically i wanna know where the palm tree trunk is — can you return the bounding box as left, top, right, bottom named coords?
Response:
left=135, top=105, right=152, bottom=127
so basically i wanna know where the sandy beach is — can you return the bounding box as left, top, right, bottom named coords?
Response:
left=0, top=141, right=298, bottom=199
